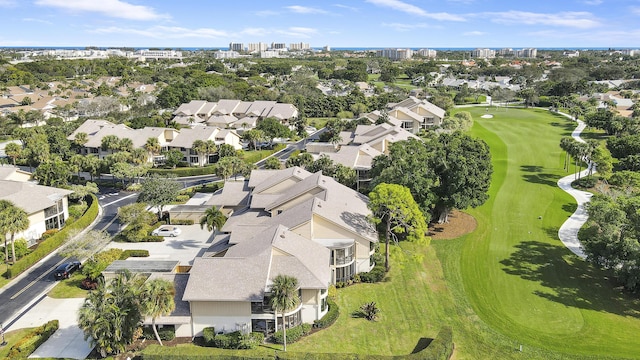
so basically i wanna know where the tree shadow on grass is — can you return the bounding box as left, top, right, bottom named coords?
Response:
left=520, top=166, right=559, bottom=187
left=411, top=338, right=433, bottom=354
left=501, top=241, right=640, bottom=318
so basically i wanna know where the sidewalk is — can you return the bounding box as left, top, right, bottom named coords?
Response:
left=555, top=116, right=593, bottom=258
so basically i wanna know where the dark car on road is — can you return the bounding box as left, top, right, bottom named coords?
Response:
left=53, top=261, right=81, bottom=280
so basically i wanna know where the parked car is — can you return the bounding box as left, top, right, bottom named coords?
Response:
left=152, top=225, right=182, bottom=237
left=53, top=261, right=81, bottom=280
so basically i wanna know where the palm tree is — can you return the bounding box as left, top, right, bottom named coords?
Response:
left=204, top=140, right=218, bottom=165
left=101, top=135, right=120, bottom=154
left=144, top=137, right=161, bottom=160
left=130, top=148, right=149, bottom=165
left=199, top=206, right=227, bottom=233
left=118, top=137, right=134, bottom=152
left=4, top=142, right=22, bottom=165
left=0, top=200, right=13, bottom=263
left=141, top=279, right=175, bottom=346
left=269, top=274, right=300, bottom=352
left=73, top=132, right=89, bottom=149
left=0, top=202, right=29, bottom=264
left=191, top=140, right=207, bottom=166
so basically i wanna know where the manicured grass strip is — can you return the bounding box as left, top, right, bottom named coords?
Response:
left=48, top=272, right=88, bottom=299
left=460, top=107, right=640, bottom=358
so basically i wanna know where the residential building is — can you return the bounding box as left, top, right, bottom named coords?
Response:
left=0, top=165, right=32, bottom=182
left=67, top=119, right=241, bottom=166
left=0, top=179, right=72, bottom=246
left=518, top=48, right=537, bottom=58
left=289, top=42, right=310, bottom=51
left=472, top=48, right=496, bottom=58
left=229, top=42, right=244, bottom=52
left=247, top=42, right=268, bottom=53
left=134, top=49, right=183, bottom=59
left=416, top=48, right=437, bottom=58
left=173, top=100, right=298, bottom=129
left=260, top=50, right=282, bottom=58
left=271, top=42, right=287, bottom=50
left=377, top=48, right=413, bottom=60
left=213, top=50, right=240, bottom=59
left=387, top=96, right=446, bottom=133
left=181, top=167, right=378, bottom=336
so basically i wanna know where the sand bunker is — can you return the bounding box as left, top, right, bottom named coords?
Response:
left=481, top=114, right=494, bottom=119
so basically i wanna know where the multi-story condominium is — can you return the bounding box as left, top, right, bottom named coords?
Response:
left=229, top=42, right=244, bottom=52
left=213, top=50, right=240, bottom=59
left=134, top=49, right=183, bottom=59
left=622, top=49, right=639, bottom=56
left=518, top=48, right=537, bottom=58
left=260, top=50, right=282, bottom=58
left=289, top=42, right=310, bottom=50
left=270, top=42, right=287, bottom=50
left=0, top=169, right=72, bottom=246
left=498, top=48, right=514, bottom=56
left=67, top=119, right=241, bottom=167
left=178, top=166, right=378, bottom=336
left=471, top=48, right=496, bottom=58
left=416, top=49, right=437, bottom=58
left=376, top=48, right=413, bottom=60
left=247, top=42, right=268, bottom=53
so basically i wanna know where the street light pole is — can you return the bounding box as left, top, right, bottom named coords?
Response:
left=0, top=322, right=6, bottom=346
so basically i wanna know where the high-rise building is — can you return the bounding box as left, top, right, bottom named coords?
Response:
left=289, top=42, right=310, bottom=50
left=471, top=48, right=496, bottom=58
left=229, top=42, right=244, bottom=52
left=416, top=49, right=437, bottom=58
left=247, top=42, right=268, bottom=53
left=518, top=48, right=537, bottom=58
left=271, top=42, right=287, bottom=50
left=377, top=48, right=413, bottom=60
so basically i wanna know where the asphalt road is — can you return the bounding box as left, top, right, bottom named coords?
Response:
left=0, top=187, right=137, bottom=328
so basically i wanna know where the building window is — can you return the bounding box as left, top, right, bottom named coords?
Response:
left=190, top=156, right=199, bottom=163
left=321, top=297, right=328, bottom=311
left=90, top=148, right=99, bottom=154
left=335, top=262, right=356, bottom=283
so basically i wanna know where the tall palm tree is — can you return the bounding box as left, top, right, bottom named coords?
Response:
left=141, top=279, right=175, bottom=346
left=204, top=140, right=218, bottom=165
left=4, top=142, right=22, bottom=165
left=144, top=137, right=161, bottom=160
left=118, top=137, right=134, bottom=152
left=191, top=140, right=207, bottom=166
left=130, top=148, right=149, bottom=165
left=5, top=205, right=29, bottom=264
left=199, top=206, right=227, bottom=233
left=0, top=200, right=13, bottom=263
left=73, top=132, right=89, bottom=149
left=269, top=274, right=300, bottom=352
left=101, top=135, right=120, bottom=154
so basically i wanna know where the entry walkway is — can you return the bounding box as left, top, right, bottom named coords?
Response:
left=555, top=116, right=593, bottom=259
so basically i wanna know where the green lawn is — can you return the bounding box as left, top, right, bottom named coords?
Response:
left=48, top=272, right=89, bottom=298
left=458, top=107, right=640, bottom=358
left=0, top=327, right=34, bottom=358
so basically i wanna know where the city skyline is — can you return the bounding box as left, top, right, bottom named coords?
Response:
left=0, top=0, right=639, bottom=48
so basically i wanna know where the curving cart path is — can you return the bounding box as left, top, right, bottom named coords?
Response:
left=556, top=115, right=593, bottom=259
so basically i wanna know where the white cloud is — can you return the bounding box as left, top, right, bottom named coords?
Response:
left=366, top=0, right=464, bottom=21
left=22, top=18, right=53, bottom=25
left=285, top=5, right=328, bottom=14
left=333, top=4, right=358, bottom=11
left=448, top=0, right=475, bottom=4
left=35, top=0, right=168, bottom=20
left=486, top=11, right=600, bottom=29
left=92, top=26, right=228, bottom=39
left=525, top=28, right=640, bottom=45
left=240, top=28, right=269, bottom=37
left=275, top=27, right=318, bottom=38
left=0, top=0, right=17, bottom=7
left=463, top=31, right=485, bottom=36
left=582, top=0, right=602, bottom=5
left=631, top=6, right=640, bottom=15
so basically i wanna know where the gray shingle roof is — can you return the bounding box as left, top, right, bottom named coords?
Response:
left=0, top=180, right=72, bottom=214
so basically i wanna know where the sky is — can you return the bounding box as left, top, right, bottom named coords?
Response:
left=0, top=0, right=639, bottom=48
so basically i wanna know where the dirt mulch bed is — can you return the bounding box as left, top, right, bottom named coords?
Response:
left=428, top=210, right=477, bottom=240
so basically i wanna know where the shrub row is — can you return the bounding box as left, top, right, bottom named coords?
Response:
left=360, top=264, right=385, bottom=283
left=272, top=323, right=312, bottom=344
left=142, top=325, right=176, bottom=341
left=7, top=320, right=59, bottom=359
left=175, top=194, right=190, bottom=203
left=149, top=165, right=217, bottom=177
left=6, top=195, right=98, bottom=279
left=119, top=249, right=150, bottom=260
left=314, top=299, right=339, bottom=329
left=202, top=327, right=264, bottom=350
left=171, top=219, right=195, bottom=225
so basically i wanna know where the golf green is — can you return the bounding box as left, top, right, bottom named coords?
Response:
left=461, top=107, right=640, bottom=358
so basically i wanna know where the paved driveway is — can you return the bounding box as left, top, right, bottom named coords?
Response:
left=104, top=224, right=215, bottom=265
left=8, top=296, right=92, bottom=360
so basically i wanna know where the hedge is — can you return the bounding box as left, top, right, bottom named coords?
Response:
left=171, top=219, right=195, bottom=225
left=6, top=320, right=59, bottom=359
left=314, top=299, right=339, bottom=328
left=119, top=249, right=150, bottom=259
left=5, top=194, right=99, bottom=279
left=149, top=166, right=217, bottom=177
left=272, top=323, right=312, bottom=344
left=202, top=327, right=264, bottom=350
left=142, top=325, right=176, bottom=341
